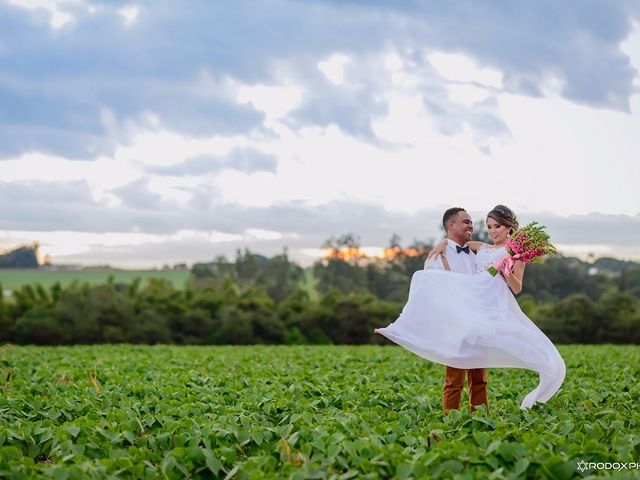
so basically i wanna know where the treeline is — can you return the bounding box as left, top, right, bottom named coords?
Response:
left=311, top=234, right=640, bottom=303
left=521, top=291, right=640, bottom=344
left=0, top=280, right=397, bottom=347
left=1, top=237, right=640, bottom=345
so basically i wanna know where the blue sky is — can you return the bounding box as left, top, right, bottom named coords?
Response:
left=1, top=0, right=639, bottom=266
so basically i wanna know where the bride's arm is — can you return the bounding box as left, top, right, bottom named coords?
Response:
left=467, top=241, right=489, bottom=252
left=427, top=239, right=447, bottom=259
left=503, top=260, right=525, bottom=294
left=427, top=239, right=491, bottom=259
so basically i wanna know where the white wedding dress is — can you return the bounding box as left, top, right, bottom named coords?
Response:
left=376, top=246, right=565, bottom=409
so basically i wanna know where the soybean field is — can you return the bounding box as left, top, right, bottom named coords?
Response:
left=0, top=345, right=639, bottom=479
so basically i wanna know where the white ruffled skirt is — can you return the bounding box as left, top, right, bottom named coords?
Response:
left=376, top=269, right=565, bottom=409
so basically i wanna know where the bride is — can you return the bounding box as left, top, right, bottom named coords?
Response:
left=375, top=205, right=565, bottom=410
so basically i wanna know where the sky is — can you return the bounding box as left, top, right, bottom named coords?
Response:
left=1, top=0, right=640, bottom=268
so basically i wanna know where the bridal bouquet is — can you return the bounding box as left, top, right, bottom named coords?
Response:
left=487, top=221, right=556, bottom=276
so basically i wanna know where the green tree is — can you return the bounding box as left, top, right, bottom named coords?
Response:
left=56, top=288, right=102, bottom=343
left=129, top=308, right=172, bottom=344
left=171, top=308, right=216, bottom=344
left=536, top=294, right=599, bottom=343
left=522, top=257, right=610, bottom=302
left=278, top=288, right=311, bottom=329
left=236, top=286, right=284, bottom=343
left=248, top=249, right=304, bottom=303
left=516, top=294, right=538, bottom=318
left=598, top=291, right=639, bottom=343
left=88, top=285, right=135, bottom=343
left=618, top=268, right=640, bottom=297
left=13, top=307, right=66, bottom=345
left=211, top=305, right=254, bottom=344
left=0, top=282, right=11, bottom=342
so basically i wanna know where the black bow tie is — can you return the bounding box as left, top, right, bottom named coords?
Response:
left=456, top=245, right=470, bottom=254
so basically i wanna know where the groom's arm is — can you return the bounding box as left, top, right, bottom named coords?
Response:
left=424, top=253, right=446, bottom=270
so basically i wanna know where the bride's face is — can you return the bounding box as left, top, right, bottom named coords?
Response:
left=486, top=217, right=509, bottom=244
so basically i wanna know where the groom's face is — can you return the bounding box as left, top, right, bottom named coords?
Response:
left=450, top=211, right=474, bottom=242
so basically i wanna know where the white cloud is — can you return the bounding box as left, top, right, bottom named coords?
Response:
left=428, top=51, right=503, bottom=89
left=447, top=84, right=492, bottom=106
left=146, top=176, right=194, bottom=205
left=245, top=228, right=283, bottom=240
left=169, top=230, right=242, bottom=243
left=490, top=92, right=640, bottom=216
left=0, top=229, right=242, bottom=261
left=8, top=0, right=89, bottom=29
left=9, top=0, right=69, bottom=28
left=372, top=92, right=434, bottom=145
left=537, top=71, right=566, bottom=98
left=237, top=84, right=303, bottom=120
left=318, top=53, right=349, bottom=85
left=201, top=76, right=639, bottom=218
left=0, top=152, right=142, bottom=202
left=117, top=4, right=139, bottom=26
left=213, top=170, right=280, bottom=207
left=621, top=21, right=640, bottom=88
left=258, top=123, right=393, bottom=207
left=384, top=53, right=404, bottom=71
left=114, top=128, right=247, bottom=168
left=2, top=230, right=160, bottom=257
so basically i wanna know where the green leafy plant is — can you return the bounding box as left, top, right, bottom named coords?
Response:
left=0, top=345, right=638, bottom=478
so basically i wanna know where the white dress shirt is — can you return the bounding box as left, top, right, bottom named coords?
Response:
left=424, top=239, right=476, bottom=275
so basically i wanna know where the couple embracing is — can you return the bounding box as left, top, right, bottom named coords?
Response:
left=375, top=205, right=565, bottom=412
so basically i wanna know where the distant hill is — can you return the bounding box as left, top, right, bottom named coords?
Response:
left=592, top=257, right=640, bottom=274
left=0, top=244, right=40, bottom=268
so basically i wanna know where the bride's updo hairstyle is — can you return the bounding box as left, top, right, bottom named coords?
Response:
left=487, top=205, right=519, bottom=234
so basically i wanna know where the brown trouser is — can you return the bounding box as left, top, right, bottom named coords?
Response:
left=443, top=366, right=489, bottom=413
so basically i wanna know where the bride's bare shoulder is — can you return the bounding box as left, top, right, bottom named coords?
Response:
left=468, top=241, right=490, bottom=252
left=473, top=242, right=494, bottom=252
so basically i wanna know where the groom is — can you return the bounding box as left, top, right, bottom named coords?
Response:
left=425, top=207, right=489, bottom=414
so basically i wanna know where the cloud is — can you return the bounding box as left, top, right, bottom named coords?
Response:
left=1, top=0, right=639, bottom=159
left=144, top=147, right=279, bottom=176
left=237, top=84, right=302, bottom=120
left=111, top=178, right=163, bottom=209
left=3, top=1, right=639, bottom=267
left=3, top=176, right=638, bottom=265
left=7, top=0, right=93, bottom=29
left=117, top=4, right=139, bottom=26
left=0, top=228, right=243, bottom=262
left=0, top=179, right=94, bottom=205
left=318, top=53, right=349, bottom=86
left=534, top=212, right=640, bottom=246
left=428, top=52, right=503, bottom=89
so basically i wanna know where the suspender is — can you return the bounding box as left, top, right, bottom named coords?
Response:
left=439, top=254, right=451, bottom=272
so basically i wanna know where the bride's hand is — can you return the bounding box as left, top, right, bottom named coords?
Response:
left=427, top=239, right=447, bottom=258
